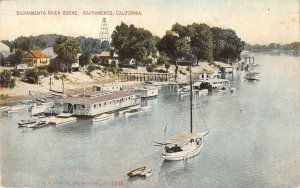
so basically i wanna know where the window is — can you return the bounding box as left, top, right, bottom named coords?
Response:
left=81, top=105, right=85, bottom=108
left=94, top=104, right=96, bottom=108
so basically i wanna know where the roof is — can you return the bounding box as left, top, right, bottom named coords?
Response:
left=0, top=42, right=10, bottom=52
left=0, top=51, right=13, bottom=58
left=198, top=69, right=215, bottom=74
left=214, top=61, right=233, bottom=68
left=26, top=50, right=50, bottom=59
left=54, top=91, right=137, bottom=105
left=99, top=51, right=111, bottom=57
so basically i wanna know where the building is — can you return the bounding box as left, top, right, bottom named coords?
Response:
left=23, top=50, right=50, bottom=67
left=214, top=62, right=233, bottom=74
left=50, top=91, right=140, bottom=116
left=93, top=85, right=122, bottom=92
left=198, top=69, right=220, bottom=80
left=15, top=63, right=29, bottom=71
left=175, top=57, right=197, bottom=66
left=96, top=51, right=119, bottom=65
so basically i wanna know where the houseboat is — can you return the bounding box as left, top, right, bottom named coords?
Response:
left=194, top=79, right=230, bottom=90
left=48, top=91, right=141, bottom=116
left=134, top=87, right=158, bottom=98
left=93, top=85, right=122, bottom=92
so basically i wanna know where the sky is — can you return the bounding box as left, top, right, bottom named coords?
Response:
left=0, top=0, right=299, bottom=44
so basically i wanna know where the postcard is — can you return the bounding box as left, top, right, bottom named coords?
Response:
left=0, top=0, right=299, bottom=187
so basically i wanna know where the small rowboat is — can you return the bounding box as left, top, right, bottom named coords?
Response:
left=140, top=168, right=152, bottom=178
left=92, top=113, right=114, bottom=122
left=18, top=119, right=37, bottom=127
left=127, top=166, right=146, bottom=177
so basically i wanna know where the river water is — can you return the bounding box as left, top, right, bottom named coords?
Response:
left=1, top=53, right=300, bottom=188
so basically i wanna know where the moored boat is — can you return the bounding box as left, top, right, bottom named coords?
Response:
left=140, top=168, right=152, bottom=178
left=18, top=119, right=37, bottom=127
left=92, top=113, right=114, bottom=122
left=6, top=105, right=28, bottom=113
left=127, top=166, right=146, bottom=177
left=124, top=107, right=142, bottom=117
left=244, top=72, right=260, bottom=80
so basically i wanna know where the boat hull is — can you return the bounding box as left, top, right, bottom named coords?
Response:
left=92, top=113, right=114, bottom=122
left=162, top=143, right=203, bottom=161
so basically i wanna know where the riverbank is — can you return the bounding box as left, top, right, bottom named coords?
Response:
left=0, top=62, right=220, bottom=105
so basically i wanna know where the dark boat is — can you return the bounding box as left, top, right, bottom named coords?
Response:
left=127, top=166, right=146, bottom=177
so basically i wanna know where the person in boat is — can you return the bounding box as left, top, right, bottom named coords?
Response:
left=168, top=144, right=182, bottom=153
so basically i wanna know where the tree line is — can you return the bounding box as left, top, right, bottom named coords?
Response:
left=1, top=34, right=108, bottom=66
left=2, top=21, right=245, bottom=69
left=111, top=22, right=245, bottom=65
left=244, top=42, right=300, bottom=55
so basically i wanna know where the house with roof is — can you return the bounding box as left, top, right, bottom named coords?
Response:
left=214, top=61, right=233, bottom=74
left=198, top=69, right=220, bottom=80
left=23, top=50, right=50, bottom=67
left=95, top=51, right=119, bottom=65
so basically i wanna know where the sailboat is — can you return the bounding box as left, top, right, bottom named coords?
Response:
left=157, top=59, right=209, bottom=161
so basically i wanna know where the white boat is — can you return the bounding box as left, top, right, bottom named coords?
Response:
left=141, top=105, right=152, bottom=111
left=157, top=61, right=209, bottom=161
left=140, top=168, right=153, bottom=178
left=161, top=131, right=209, bottom=161
left=217, top=87, right=228, bottom=92
left=198, top=89, right=208, bottom=94
left=6, top=104, right=28, bottom=113
left=29, top=120, right=55, bottom=128
left=124, top=106, right=142, bottom=117
left=36, top=97, right=47, bottom=103
left=145, top=81, right=163, bottom=87
left=92, top=113, right=114, bottom=122
left=0, top=106, right=10, bottom=112
left=180, top=86, right=190, bottom=96
left=31, top=102, right=54, bottom=115
left=29, top=116, right=77, bottom=128
left=244, top=72, right=260, bottom=80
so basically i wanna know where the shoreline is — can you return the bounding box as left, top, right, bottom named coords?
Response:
left=0, top=79, right=145, bottom=106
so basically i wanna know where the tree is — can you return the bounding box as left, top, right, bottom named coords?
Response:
left=53, top=36, right=81, bottom=72
left=156, top=31, right=192, bottom=64
left=188, top=23, right=213, bottom=63
left=211, top=27, right=245, bottom=62
left=156, top=34, right=177, bottom=62
left=0, top=70, right=15, bottom=88
left=7, top=50, right=23, bottom=66
left=164, top=62, right=170, bottom=70
left=157, top=53, right=170, bottom=65
left=111, top=22, right=157, bottom=64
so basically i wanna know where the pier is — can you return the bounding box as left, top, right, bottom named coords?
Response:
left=117, top=72, right=173, bottom=82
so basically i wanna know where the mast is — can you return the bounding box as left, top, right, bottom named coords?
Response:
left=190, top=59, right=193, bottom=133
